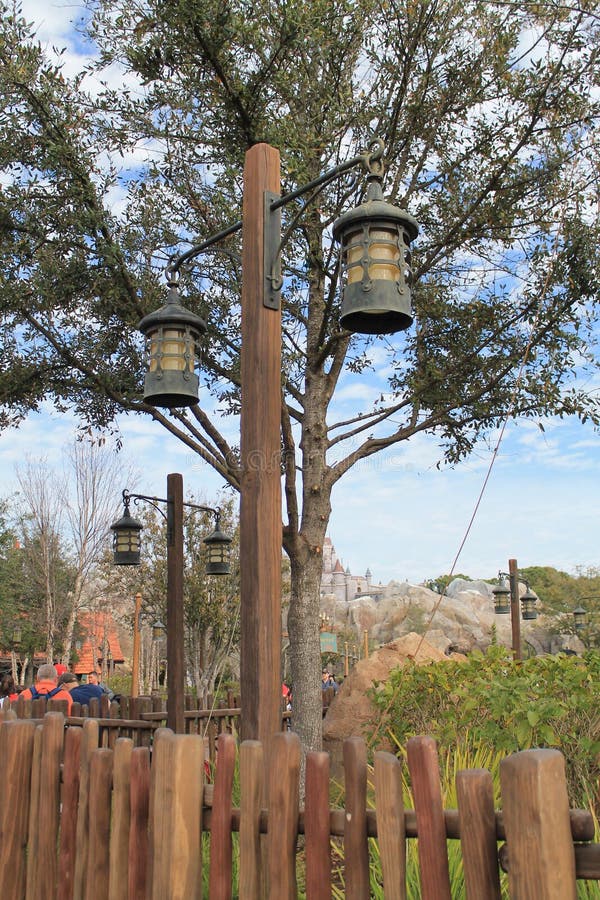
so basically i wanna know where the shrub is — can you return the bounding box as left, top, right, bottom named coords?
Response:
left=369, top=646, right=600, bottom=808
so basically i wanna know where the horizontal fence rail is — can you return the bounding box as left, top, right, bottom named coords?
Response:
left=0, top=710, right=599, bottom=898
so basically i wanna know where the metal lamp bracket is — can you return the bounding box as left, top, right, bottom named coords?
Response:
left=264, top=191, right=282, bottom=310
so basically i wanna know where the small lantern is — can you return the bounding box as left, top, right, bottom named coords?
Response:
left=521, top=585, right=538, bottom=621
left=12, top=625, right=22, bottom=648
left=333, top=177, right=418, bottom=335
left=152, top=620, right=166, bottom=640
left=110, top=496, right=143, bottom=565
left=573, top=606, right=587, bottom=632
left=138, top=282, right=207, bottom=408
left=203, top=518, right=232, bottom=575
left=492, top=578, right=511, bottom=615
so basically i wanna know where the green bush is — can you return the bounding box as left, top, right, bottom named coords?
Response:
left=369, top=646, right=600, bottom=808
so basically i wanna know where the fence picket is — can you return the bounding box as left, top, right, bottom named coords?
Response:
left=85, top=749, right=113, bottom=900
left=128, top=747, right=151, bottom=900
left=406, top=736, right=452, bottom=900
left=33, top=713, right=64, bottom=900
left=343, top=736, right=370, bottom=900
left=25, top=724, right=42, bottom=900
left=456, top=768, right=502, bottom=900
left=0, top=720, right=37, bottom=900
left=500, top=748, right=577, bottom=899
left=73, top=719, right=100, bottom=900
left=374, top=750, right=406, bottom=900
left=239, top=740, right=263, bottom=900
left=59, top=725, right=83, bottom=900
left=149, top=730, right=205, bottom=899
left=209, top=732, right=236, bottom=899
left=267, top=731, right=301, bottom=899
left=109, top=738, right=133, bottom=900
left=305, top=751, right=332, bottom=900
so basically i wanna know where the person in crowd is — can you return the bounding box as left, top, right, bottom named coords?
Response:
left=88, top=670, right=115, bottom=700
left=0, top=674, right=18, bottom=708
left=58, top=671, right=104, bottom=706
left=20, top=664, right=73, bottom=712
left=321, top=669, right=339, bottom=694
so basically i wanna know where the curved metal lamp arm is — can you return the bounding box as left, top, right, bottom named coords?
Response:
left=123, top=489, right=221, bottom=524
left=498, top=570, right=531, bottom=591
left=164, top=137, right=386, bottom=290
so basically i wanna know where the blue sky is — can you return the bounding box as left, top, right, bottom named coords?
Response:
left=2, top=1, right=599, bottom=586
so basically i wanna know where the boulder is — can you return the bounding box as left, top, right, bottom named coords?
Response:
left=323, top=633, right=465, bottom=776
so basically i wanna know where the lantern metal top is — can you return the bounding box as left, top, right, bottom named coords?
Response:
left=332, top=177, right=419, bottom=244
left=110, top=508, right=143, bottom=535
left=138, top=283, right=207, bottom=336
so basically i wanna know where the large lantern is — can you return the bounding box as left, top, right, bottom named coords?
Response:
left=520, top=585, right=538, bottom=621
left=110, top=496, right=143, bottom=565
left=333, top=176, right=418, bottom=335
left=203, top=518, right=232, bottom=575
left=138, top=282, right=207, bottom=407
left=492, top=578, right=511, bottom=615
left=573, top=606, right=587, bottom=632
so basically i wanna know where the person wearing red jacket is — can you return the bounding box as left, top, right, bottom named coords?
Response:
left=20, top=663, right=73, bottom=713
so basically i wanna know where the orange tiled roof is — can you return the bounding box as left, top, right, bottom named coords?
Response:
left=73, top=610, right=124, bottom=675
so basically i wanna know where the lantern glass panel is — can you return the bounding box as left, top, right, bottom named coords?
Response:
left=147, top=326, right=195, bottom=374
left=114, top=529, right=140, bottom=555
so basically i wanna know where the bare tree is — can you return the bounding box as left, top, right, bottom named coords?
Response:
left=61, top=438, right=136, bottom=664
left=16, top=458, right=68, bottom=661
left=15, top=438, right=134, bottom=663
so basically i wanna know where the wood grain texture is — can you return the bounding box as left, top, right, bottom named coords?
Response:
left=239, top=739, right=263, bottom=900
left=406, top=736, right=451, bottom=900
left=150, top=731, right=204, bottom=899
left=343, top=737, right=370, bottom=900
left=109, top=738, right=133, bottom=900
left=456, top=768, right=502, bottom=899
left=500, top=748, right=577, bottom=899
left=73, top=718, right=100, bottom=900
left=267, top=731, right=301, bottom=899
left=209, top=733, right=235, bottom=899
left=85, top=748, right=113, bottom=900
left=374, top=751, right=406, bottom=900
left=0, top=720, right=37, bottom=900
left=240, top=142, right=282, bottom=749
left=34, top=713, right=64, bottom=900
left=305, top=751, right=332, bottom=900
left=128, top=747, right=150, bottom=900
left=59, top=725, right=83, bottom=900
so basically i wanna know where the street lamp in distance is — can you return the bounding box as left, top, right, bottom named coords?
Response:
left=492, top=558, right=538, bottom=660
left=110, top=475, right=232, bottom=732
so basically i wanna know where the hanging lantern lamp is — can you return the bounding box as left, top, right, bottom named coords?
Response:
left=110, top=494, right=143, bottom=565
left=333, top=170, right=418, bottom=335
left=203, top=517, right=232, bottom=575
left=138, top=279, right=207, bottom=408
left=520, top=584, right=538, bottom=621
left=573, top=606, right=587, bottom=632
left=492, top=578, right=511, bottom=615
left=152, top=620, right=166, bottom=640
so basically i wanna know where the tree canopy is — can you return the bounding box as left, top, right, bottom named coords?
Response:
left=1, top=0, right=599, bottom=750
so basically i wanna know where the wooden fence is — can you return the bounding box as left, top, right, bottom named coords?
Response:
left=1, top=710, right=599, bottom=898
left=9, top=691, right=317, bottom=760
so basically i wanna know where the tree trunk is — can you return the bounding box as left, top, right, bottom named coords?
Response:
left=287, top=541, right=327, bottom=755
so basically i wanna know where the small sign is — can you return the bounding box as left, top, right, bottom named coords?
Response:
left=320, top=632, right=338, bottom=653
